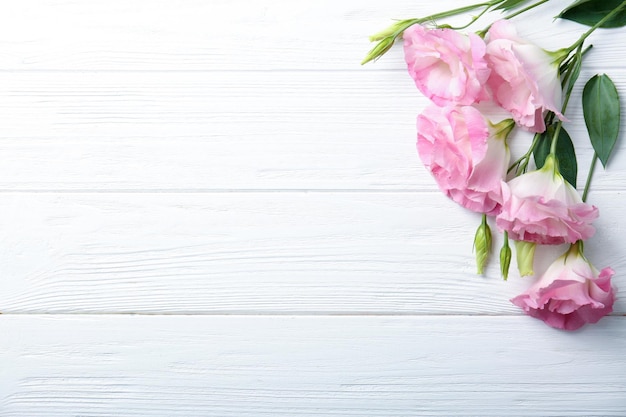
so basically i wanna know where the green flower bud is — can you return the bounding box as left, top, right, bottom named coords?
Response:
left=514, top=240, right=537, bottom=277
left=361, top=37, right=395, bottom=65
left=368, top=20, right=411, bottom=42
left=500, top=233, right=512, bottom=281
left=474, top=216, right=492, bottom=275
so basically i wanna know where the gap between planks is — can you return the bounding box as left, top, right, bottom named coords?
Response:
left=1, top=312, right=625, bottom=317
left=0, top=189, right=625, bottom=194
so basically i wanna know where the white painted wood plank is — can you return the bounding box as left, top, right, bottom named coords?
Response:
left=0, top=70, right=422, bottom=190
left=1, top=70, right=625, bottom=191
left=1, top=315, right=625, bottom=416
left=0, top=0, right=618, bottom=71
left=1, top=192, right=623, bottom=314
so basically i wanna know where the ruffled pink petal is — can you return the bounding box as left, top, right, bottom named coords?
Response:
left=485, top=20, right=562, bottom=132
left=417, top=105, right=507, bottom=215
left=510, top=249, right=616, bottom=331
left=497, top=165, right=598, bottom=245
left=404, top=25, right=490, bottom=106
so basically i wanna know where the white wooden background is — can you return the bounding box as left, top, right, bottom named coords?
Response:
left=1, top=1, right=625, bottom=415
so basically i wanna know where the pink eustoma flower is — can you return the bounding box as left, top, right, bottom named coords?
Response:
left=403, top=25, right=490, bottom=106
left=496, top=155, right=598, bottom=245
left=511, top=243, right=616, bottom=331
left=417, top=105, right=511, bottom=216
left=485, top=20, right=563, bottom=133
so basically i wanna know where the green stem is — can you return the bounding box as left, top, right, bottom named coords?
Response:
left=549, top=122, right=562, bottom=156
left=362, top=0, right=506, bottom=64
left=559, top=45, right=592, bottom=74
left=582, top=153, right=598, bottom=202
left=372, top=1, right=494, bottom=40
left=450, top=4, right=492, bottom=30
left=504, top=0, right=550, bottom=20
left=418, top=1, right=494, bottom=24
left=567, top=0, right=626, bottom=53
left=548, top=43, right=583, bottom=157
left=560, top=53, right=580, bottom=112
left=508, top=133, right=540, bottom=174
left=478, top=0, right=550, bottom=36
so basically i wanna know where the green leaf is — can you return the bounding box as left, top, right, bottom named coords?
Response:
left=582, top=74, right=621, bottom=167
left=558, top=0, right=626, bottom=28
left=495, top=0, right=530, bottom=11
left=533, top=126, right=578, bottom=187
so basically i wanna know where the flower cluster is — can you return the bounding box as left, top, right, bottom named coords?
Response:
left=363, top=0, right=623, bottom=330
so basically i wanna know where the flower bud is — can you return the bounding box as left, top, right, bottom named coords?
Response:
left=500, top=236, right=512, bottom=281
left=361, top=37, right=395, bottom=65
left=514, top=240, right=536, bottom=277
left=369, top=20, right=411, bottom=42
left=474, top=217, right=492, bottom=275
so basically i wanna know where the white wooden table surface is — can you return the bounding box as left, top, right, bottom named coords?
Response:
left=1, top=1, right=625, bottom=415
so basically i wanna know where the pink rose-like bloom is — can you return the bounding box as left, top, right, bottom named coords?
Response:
left=417, top=105, right=510, bottom=216
left=511, top=244, right=616, bottom=331
left=485, top=20, right=563, bottom=133
left=496, top=155, right=598, bottom=245
left=403, top=25, right=490, bottom=106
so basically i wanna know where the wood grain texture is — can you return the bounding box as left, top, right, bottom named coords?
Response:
left=0, top=192, right=624, bottom=314
left=1, top=315, right=625, bottom=416
left=2, top=0, right=626, bottom=414
left=0, top=0, right=618, bottom=71
left=1, top=70, right=626, bottom=191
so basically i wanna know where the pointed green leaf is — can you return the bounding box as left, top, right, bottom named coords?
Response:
left=582, top=74, right=621, bottom=167
left=558, top=0, right=626, bottom=28
left=533, top=126, right=578, bottom=187
left=495, top=0, right=530, bottom=11
left=554, top=128, right=578, bottom=188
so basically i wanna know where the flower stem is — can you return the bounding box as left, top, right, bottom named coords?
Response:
left=362, top=0, right=505, bottom=64
left=559, top=45, right=592, bottom=74
left=450, top=5, right=492, bottom=30
left=567, top=0, right=626, bottom=53
left=549, top=123, right=562, bottom=156
left=504, top=0, right=550, bottom=20
left=548, top=43, right=583, bottom=157
left=508, top=133, right=540, bottom=174
left=478, top=0, right=550, bottom=36
left=582, top=153, right=598, bottom=202
left=560, top=54, right=580, bottom=113
left=419, top=1, right=494, bottom=24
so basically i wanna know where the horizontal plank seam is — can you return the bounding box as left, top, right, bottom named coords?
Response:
left=0, top=188, right=620, bottom=194
left=2, top=65, right=626, bottom=74
left=1, top=312, right=625, bottom=317
left=0, top=68, right=408, bottom=74
left=0, top=189, right=432, bottom=194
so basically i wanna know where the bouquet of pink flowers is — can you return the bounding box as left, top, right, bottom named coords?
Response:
left=363, top=0, right=624, bottom=330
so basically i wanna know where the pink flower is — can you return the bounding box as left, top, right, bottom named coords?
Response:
left=485, top=20, right=563, bottom=133
left=496, top=155, right=598, bottom=245
left=417, top=105, right=511, bottom=216
left=511, top=244, right=616, bottom=331
left=403, top=25, right=490, bottom=106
